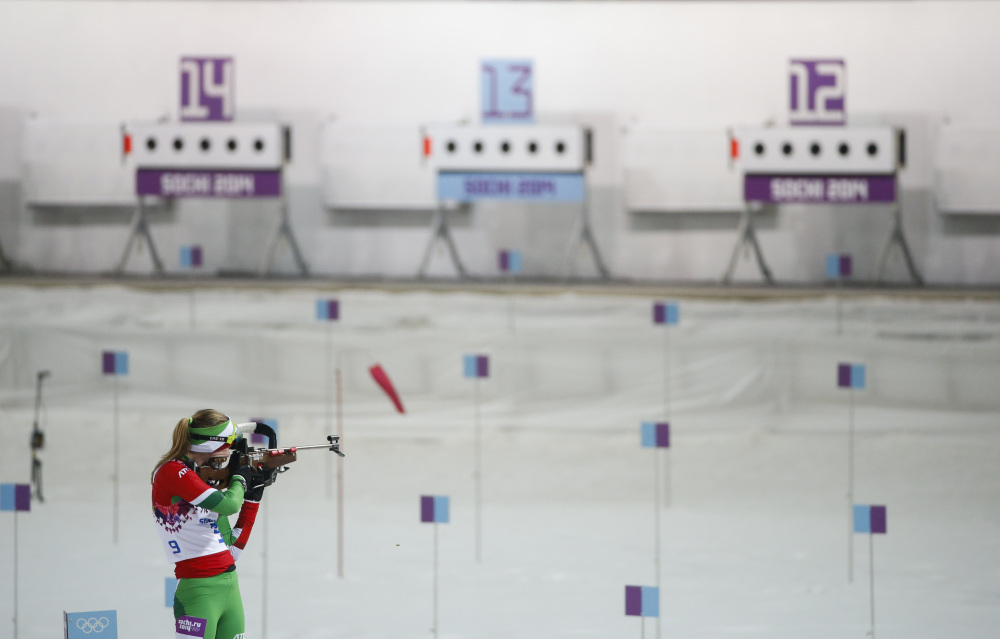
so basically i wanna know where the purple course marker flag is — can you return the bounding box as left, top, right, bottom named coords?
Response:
left=463, top=354, right=489, bottom=379
left=837, top=363, right=866, bottom=389
left=420, top=495, right=449, bottom=523
left=316, top=299, right=339, bottom=321
left=826, top=253, right=852, bottom=279
left=102, top=351, right=129, bottom=376
left=641, top=422, right=670, bottom=448
left=625, top=585, right=659, bottom=617
left=653, top=301, right=679, bottom=325
left=0, top=483, right=30, bottom=511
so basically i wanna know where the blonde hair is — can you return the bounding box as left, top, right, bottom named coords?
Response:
left=151, top=409, right=229, bottom=483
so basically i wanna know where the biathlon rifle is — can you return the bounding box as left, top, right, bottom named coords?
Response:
left=197, top=422, right=344, bottom=489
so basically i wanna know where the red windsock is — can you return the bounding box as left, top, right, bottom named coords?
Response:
left=369, top=364, right=405, bottom=414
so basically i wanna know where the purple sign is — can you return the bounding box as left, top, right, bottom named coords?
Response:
left=175, top=615, right=207, bottom=637
left=744, top=175, right=895, bottom=204
left=789, top=59, right=846, bottom=126
left=136, top=169, right=281, bottom=198
left=180, top=57, right=234, bottom=122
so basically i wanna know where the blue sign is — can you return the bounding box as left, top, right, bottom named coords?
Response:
left=438, top=172, right=585, bottom=202
left=65, top=610, right=118, bottom=639
left=481, top=59, right=533, bottom=124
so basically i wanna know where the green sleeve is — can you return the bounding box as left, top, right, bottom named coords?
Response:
left=217, top=513, right=236, bottom=546
left=197, top=480, right=246, bottom=516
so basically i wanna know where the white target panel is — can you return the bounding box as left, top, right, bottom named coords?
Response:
left=423, top=124, right=588, bottom=172
left=128, top=122, right=285, bottom=169
left=734, top=126, right=899, bottom=175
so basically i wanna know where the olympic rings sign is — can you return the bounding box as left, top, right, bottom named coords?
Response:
left=76, top=617, right=111, bottom=633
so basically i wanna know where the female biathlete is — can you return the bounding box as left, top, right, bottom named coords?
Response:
left=151, top=409, right=267, bottom=639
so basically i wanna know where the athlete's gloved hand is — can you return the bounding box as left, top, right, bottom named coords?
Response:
left=245, top=466, right=274, bottom=502
left=230, top=465, right=257, bottom=494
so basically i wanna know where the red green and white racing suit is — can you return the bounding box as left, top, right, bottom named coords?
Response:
left=152, top=459, right=259, bottom=639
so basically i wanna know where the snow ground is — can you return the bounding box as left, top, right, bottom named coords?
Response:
left=0, top=282, right=998, bottom=639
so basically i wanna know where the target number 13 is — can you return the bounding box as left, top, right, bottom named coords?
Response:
left=481, top=60, right=534, bottom=124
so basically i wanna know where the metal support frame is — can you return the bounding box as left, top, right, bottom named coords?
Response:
left=0, top=238, right=13, bottom=271
left=723, top=203, right=774, bottom=284
left=418, top=206, right=467, bottom=278
left=419, top=174, right=609, bottom=280
left=876, top=200, right=923, bottom=285
left=259, top=189, right=309, bottom=277
left=565, top=199, right=610, bottom=279
left=116, top=196, right=165, bottom=274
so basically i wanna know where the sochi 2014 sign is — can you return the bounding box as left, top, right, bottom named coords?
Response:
left=789, top=59, right=845, bottom=126
left=744, top=174, right=895, bottom=204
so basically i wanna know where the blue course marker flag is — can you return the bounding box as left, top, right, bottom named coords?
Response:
left=165, top=577, right=178, bottom=607
left=316, top=299, right=339, bottom=321
left=102, top=351, right=128, bottom=376
left=640, top=422, right=670, bottom=448
left=65, top=610, right=118, bottom=639
left=837, top=363, right=866, bottom=389
left=0, top=483, right=30, bottom=511
left=499, top=250, right=523, bottom=274
left=180, top=245, right=203, bottom=269
left=653, top=301, right=679, bottom=325
left=826, top=253, right=852, bottom=279
left=854, top=505, right=888, bottom=534
left=624, top=585, right=659, bottom=617
left=420, top=495, right=450, bottom=523
left=463, top=354, right=489, bottom=379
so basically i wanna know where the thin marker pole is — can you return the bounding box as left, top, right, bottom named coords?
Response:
left=13, top=511, right=18, bottom=639
left=336, top=367, right=344, bottom=578
left=474, top=377, right=482, bottom=564
left=663, top=327, right=672, bottom=509
left=262, top=497, right=269, bottom=639
left=325, top=323, right=333, bottom=500
left=869, top=533, right=876, bottom=638
left=433, top=522, right=439, bottom=639
left=835, top=279, right=843, bottom=336
left=654, top=450, right=662, bottom=639
left=847, top=388, right=855, bottom=583
left=189, top=289, right=196, bottom=330
left=113, top=375, right=120, bottom=545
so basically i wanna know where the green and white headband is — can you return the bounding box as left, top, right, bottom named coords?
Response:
left=188, top=418, right=241, bottom=453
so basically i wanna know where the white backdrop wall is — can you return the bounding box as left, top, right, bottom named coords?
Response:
left=0, top=1, right=999, bottom=283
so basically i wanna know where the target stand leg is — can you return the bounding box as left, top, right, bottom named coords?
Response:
left=259, top=196, right=309, bottom=277
left=875, top=205, right=923, bottom=286
left=723, top=204, right=774, bottom=285
left=0, top=239, right=13, bottom=271
left=418, top=206, right=467, bottom=279
left=116, top=197, right=164, bottom=274
left=565, top=199, right=610, bottom=279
